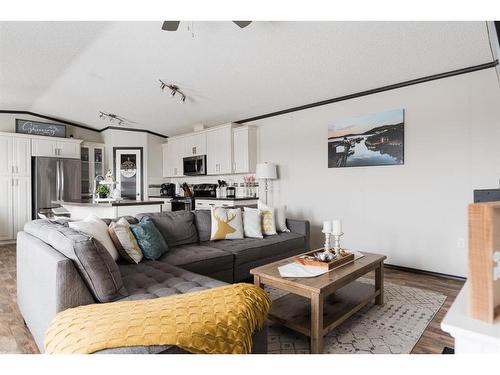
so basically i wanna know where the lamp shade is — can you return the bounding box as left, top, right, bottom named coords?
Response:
left=255, top=163, right=277, bottom=179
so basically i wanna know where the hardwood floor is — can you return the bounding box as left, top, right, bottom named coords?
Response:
left=0, top=244, right=463, bottom=354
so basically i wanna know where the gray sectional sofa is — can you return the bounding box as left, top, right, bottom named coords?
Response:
left=16, top=210, right=310, bottom=354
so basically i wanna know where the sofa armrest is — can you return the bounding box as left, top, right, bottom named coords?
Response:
left=286, top=219, right=310, bottom=250
left=17, top=231, right=95, bottom=352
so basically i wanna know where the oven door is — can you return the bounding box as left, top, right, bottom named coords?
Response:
left=183, top=155, right=207, bottom=176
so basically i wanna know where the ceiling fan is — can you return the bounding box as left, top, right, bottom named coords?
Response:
left=161, top=21, right=252, bottom=31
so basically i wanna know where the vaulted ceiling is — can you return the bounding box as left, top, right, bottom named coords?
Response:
left=0, top=21, right=495, bottom=136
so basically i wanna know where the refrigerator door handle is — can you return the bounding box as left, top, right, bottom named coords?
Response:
left=60, top=160, right=65, bottom=200
left=56, top=159, right=60, bottom=201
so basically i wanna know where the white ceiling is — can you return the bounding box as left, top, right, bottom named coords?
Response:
left=0, top=21, right=494, bottom=136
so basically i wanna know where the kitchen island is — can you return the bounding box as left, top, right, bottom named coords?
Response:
left=54, top=199, right=165, bottom=220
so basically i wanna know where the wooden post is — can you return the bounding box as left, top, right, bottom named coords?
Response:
left=468, top=203, right=500, bottom=323
left=375, top=261, right=384, bottom=305
left=310, top=292, right=324, bottom=354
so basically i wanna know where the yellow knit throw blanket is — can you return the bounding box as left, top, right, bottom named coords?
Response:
left=44, top=283, right=271, bottom=354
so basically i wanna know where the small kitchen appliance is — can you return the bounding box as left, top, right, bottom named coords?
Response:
left=160, top=183, right=176, bottom=197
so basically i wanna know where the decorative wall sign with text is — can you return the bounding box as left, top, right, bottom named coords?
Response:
left=15, top=119, right=66, bottom=138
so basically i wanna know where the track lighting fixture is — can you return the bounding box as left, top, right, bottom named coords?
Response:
left=159, top=79, right=186, bottom=103
left=98, top=111, right=135, bottom=127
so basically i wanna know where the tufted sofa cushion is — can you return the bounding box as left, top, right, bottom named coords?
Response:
left=158, top=244, right=233, bottom=280
left=24, top=219, right=128, bottom=303
left=118, top=261, right=226, bottom=300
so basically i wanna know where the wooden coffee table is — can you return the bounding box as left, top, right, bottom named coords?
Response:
left=250, top=251, right=386, bottom=353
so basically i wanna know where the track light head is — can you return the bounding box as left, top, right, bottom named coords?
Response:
left=180, top=95, right=186, bottom=103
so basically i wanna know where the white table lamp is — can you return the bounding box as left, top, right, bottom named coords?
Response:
left=256, top=162, right=277, bottom=204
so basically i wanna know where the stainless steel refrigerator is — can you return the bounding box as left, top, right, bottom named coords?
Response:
left=32, top=157, right=81, bottom=219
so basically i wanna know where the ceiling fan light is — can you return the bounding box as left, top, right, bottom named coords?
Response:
left=162, top=21, right=180, bottom=31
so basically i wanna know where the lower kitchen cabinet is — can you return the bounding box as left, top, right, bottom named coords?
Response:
left=194, top=198, right=258, bottom=210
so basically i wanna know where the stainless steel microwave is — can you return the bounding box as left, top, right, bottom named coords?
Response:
left=183, top=155, right=207, bottom=176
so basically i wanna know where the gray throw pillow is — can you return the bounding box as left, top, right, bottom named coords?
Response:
left=24, top=219, right=128, bottom=303
left=194, top=209, right=211, bottom=242
left=136, top=211, right=198, bottom=247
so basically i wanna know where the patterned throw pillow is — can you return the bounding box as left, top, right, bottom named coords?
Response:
left=129, top=217, right=168, bottom=260
left=210, top=207, right=244, bottom=240
left=257, top=201, right=278, bottom=236
left=108, top=218, right=143, bottom=264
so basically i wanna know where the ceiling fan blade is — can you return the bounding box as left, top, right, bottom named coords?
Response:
left=233, top=21, right=252, bottom=28
left=162, top=21, right=181, bottom=31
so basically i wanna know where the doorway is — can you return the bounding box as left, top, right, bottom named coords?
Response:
left=113, top=147, right=143, bottom=200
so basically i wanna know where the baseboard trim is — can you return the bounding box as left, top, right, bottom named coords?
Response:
left=385, top=263, right=466, bottom=282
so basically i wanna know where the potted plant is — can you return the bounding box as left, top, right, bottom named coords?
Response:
left=96, top=184, right=110, bottom=199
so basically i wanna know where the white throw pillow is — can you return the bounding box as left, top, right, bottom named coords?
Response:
left=275, top=205, right=290, bottom=232
left=69, top=214, right=119, bottom=261
left=243, top=207, right=263, bottom=239
left=257, top=201, right=278, bottom=236
left=210, top=207, right=244, bottom=240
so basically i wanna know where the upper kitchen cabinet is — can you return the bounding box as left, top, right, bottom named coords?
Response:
left=32, top=137, right=82, bottom=158
left=184, top=132, right=207, bottom=157
left=162, top=137, right=185, bottom=177
left=0, top=134, right=31, bottom=176
left=233, top=125, right=257, bottom=174
left=206, top=124, right=233, bottom=175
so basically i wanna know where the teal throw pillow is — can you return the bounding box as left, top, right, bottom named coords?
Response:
left=130, top=217, right=168, bottom=260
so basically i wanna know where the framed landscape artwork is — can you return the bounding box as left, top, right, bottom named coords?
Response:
left=328, top=109, right=405, bottom=168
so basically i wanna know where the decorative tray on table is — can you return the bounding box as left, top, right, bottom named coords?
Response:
left=294, top=249, right=355, bottom=270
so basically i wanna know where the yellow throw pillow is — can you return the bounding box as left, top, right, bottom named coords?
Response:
left=258, top=201, right=278, bottom=236
left=210, top=207, right=244, bottom=240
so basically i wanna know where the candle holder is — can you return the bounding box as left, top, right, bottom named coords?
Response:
left=332, top=232, right=344, bottom=256
left=322, top=230, right=331, bottom=252
left=322, top=230, right=336, bottom=260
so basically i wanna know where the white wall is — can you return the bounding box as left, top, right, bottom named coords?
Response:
left=101, top=128, right=166, bottom=198
left=250, top=68, right=500, bottom=277
left=0, top=113, right=103, bottom=142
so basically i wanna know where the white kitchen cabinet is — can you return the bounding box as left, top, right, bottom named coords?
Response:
left=162, top=138, right=184, bottom=177
left=0, top=175, right=14, bottom=241
left=13, top=137, right=32, bottom=176
left=81, top=143, right=105, bottom=199
left=206, top=125, right=233, bottom=175
left=12, top=176, right=31, bottom=235
left=32, top=138, right=56, bottom=157
left=57, top=140, right=81, bottom=158
left=32, top=138, right=81, bottom=158
left=184, top=132, right=206, bottom=157
left=233, top=126, right=257, bottom=174
left=0, top=135, right=13, bottom=175
left=194, top=198, right=258, bottom=210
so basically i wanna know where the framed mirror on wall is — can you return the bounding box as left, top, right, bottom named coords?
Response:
left=113, top=147, right=143, bottom=200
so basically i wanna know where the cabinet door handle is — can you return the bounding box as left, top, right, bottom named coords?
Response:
left=16, top=166, right=19, bottom=174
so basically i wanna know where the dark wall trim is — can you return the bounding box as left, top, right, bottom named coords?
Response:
left=385, top=263, right=466, bottom=282
left=0, top=110, right=168, bottom=138
left=113, top=147, right=144, bottom=200
left=101, top=126, right=167, bottom=139
left=235, top=60, right=499, bottom=124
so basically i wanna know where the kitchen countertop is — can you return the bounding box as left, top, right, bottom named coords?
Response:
left=53, top=199, right=166, bottom=207
left=193, top=197, right=259, bottom=201
left=149, top=195, right=258, bottom=201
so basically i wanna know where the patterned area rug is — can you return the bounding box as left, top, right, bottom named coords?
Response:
left=265, top=278, right=446, bottom=354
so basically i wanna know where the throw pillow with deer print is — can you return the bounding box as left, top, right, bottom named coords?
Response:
left=210, top=207, right=244, bottom=240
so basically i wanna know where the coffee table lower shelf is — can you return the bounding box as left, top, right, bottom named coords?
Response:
left=268, top=281, right=379, bottom=339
